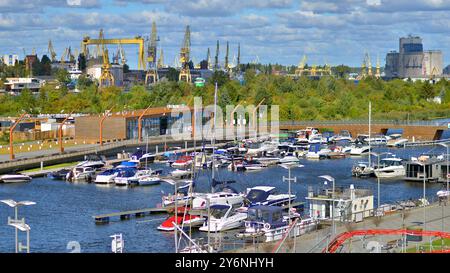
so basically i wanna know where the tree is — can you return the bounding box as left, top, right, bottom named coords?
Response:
left=56, top=69, right=70, bottom=86
left=166, top=67, right=179, bottom=81
left=208, top=70, right=229, bottom=86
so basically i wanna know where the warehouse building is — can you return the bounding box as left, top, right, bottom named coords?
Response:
left=74, top=106, right=194, bottom=142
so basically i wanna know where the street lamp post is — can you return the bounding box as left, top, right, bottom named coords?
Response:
left=281, top=163, right=304, bottom=224
left=319, top=175, right=336, bottom=236
left=369, top=152, right=392, bottom=211
left=438, top=143, right=449, bottom=202
left=1, top=199, right=36, bottom=253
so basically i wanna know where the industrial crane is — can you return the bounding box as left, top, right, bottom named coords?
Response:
left=214, top=40, right=219, bottom=70
left=48, top=40, right=57, bottom=62
left=157, top=48, right=164, bottom=69
left=236, top=43, right=240, bottom=72
left=206, top=48, right=211, bottom=70
left=295, top=55, right=307, bottom=76
left=82, top=29, right=145, bottom=70
left=178, top=25, right=191, bottom=83
left=225, top=41, right=229, bottom=72
left=145, top=21, right=159, bottom=85
left=99, top=37, right=114, bottom=88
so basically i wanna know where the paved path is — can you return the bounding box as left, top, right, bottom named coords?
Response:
left=231, top=202, right=450, bottom=253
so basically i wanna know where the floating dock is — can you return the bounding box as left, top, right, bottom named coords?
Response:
left=93, top=207, right=173, bottom=224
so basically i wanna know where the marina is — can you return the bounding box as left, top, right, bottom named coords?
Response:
left=0, top=136, right=448, bottom=253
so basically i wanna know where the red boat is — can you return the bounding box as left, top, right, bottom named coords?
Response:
left=157, top=213, right=204, bottom=231
left=171, top=156, right=193, bottom=169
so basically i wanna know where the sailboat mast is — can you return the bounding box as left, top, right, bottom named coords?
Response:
left=211, top=82, right=218, bottom=193
left=369, top=101, right=371, bottom=167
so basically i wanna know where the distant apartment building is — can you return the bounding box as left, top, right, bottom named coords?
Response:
left=385, top=35, right=443, bottom=79
left=4, top=78, right=44, bottom=93
left=2, top=54, right=19, bottom=66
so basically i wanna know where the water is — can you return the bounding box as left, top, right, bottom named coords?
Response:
left=0, top=145, right=447, bottom=253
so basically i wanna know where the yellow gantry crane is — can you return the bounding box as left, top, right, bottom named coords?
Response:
left=145, top=21, right=159, bottom=85
left=99, top=36, right=114, bottom=88
left=82, top=29, right=146, bottom=70
left=295, top=55, right=307, bottom=76
left=157, top=48, right=164, bottom=69
left=179, top=25, right=191, bottom=83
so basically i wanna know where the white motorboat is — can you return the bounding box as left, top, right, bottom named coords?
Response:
left=254, top=157, right=280, bottom=167
left=192, top=191, right=245, bottom=210
left=351, top=162, right=374, bottom=177
left=308, top=134, right=327, bottom=144
left=199, top=204, right=247, bottom=232
left=364, top=135, right=388, bottom=145
left=137, top=176, right=161, bottom=186
left=69, top=166, right=96, bottom=182
left=279, top=156, right=300, bottom=164
left=374, top=158, right=405, bottom=178
left=0, top=174, right=32, bottom=183
left=77, top=155, right=106, bottom=170
left=95, top=168, right=120, bottom=184
left=245, top=186, right=296, bottom=207
left=386, top=134, right=408, bottom=147
left=170, top=169, right=192, bottom=179
left=114, top=168, right=138, bottom=186
left=349, top=145, right=371, bottom=156
left=240, top=206, right=318, bottom=242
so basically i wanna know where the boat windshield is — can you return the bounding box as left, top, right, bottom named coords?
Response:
left=246, top=189, right=270, bottom=203
left=100, top=169, right=118, bottom=175
left=210, top=207, right=229, bottom=218
left=248, top=209, right=282, bottom=222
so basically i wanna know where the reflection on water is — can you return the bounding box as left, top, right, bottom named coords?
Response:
left=0, top=145, right=447, bottom=253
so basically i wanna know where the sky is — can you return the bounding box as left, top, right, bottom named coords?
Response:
left=0, top=0, right=449, bottom=69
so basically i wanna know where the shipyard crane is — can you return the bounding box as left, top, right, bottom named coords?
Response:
left=225, top=41, right=229, bottom=72
left=82, top=29, right=146, bottom=70
left=48, top=40, right=57, bottom=62
left=157, top=48, right=164, bottom=69
left=367, top=52, right=373, bottom=76
left=206, top=48, right=211, bottom=70
left=178, top=25, right=191, bottom=83
left=375, top=55, right=381, bottom=78
left=99, top=42, right=114, bottom=88
left=214, top=40, right=219, bottom=70
left=145, top=21, right=159, bottom=85
left=236, top=43, right=240, bottom=72
left=295, top=55, right=307, bottom=76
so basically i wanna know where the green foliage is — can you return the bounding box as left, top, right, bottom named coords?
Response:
left=0, top=71, right=448, bottom=121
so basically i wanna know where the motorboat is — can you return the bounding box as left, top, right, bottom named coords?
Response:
left=170, top=169, right=192, bottom=179
left=349, top=145, right=371, bottom=156
left=374, top=157, right=406, bottom=178
left=199, top=204, right=247, bottom=232
left=305, top=144, right=329, bottom=160
left=279, top=156, right=300, bottom=164
left=114, top=168, right=138, bottom=186
left=68, top=166, right=96, bottom=182
left=386, top=134, right=408, bottom=147
left=76, top=155, right=106, bottom=170
left=192, top=191, right=245, bottom=210
left=95, top=168, right=120, bottom=184
left=364, top=135, right=388, bottom=145
left=125, top=169, right=161, bottom=184
left=351, top=162, right=375, bottom=177
left=48, top=169, right=71, bottom=180
left=254, top=157, right=280, bottom=167
left=0, top=174, right=32, bottom=183
left=157, top=212, right=204, bottom=231
left=137, top=176, right=162, bottom=186
left=161, top=183, right=202, bottom=207
left=327, top=146, right=347, bottom=159
left=308, top=134, right=327, bottom=144
left=242, top=160, right=265, bottom=171
left=239, top=206, right=318, bottom=242
left=331, top=130, right=353, bottom=142
left=245, top=186, right=296, bottom=207
left=171, top=156, right=193, bottom=169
